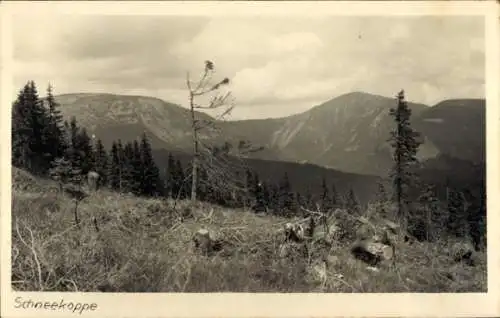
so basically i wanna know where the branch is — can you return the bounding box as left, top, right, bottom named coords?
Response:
left=15, top=220, right=44, bottom=291
left=192, top=80, right=230, bottom=97
left=300, top=206, right=325, bottom=217
left=186, top=72, right=192, bottom=92
left=214, top=104, right=234, bottom=121
left=194, top=68, right=212, bottom=93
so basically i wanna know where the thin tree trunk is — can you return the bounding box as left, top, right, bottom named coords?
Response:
left=426, top=206, right=431, bottom=241
left=189, top=91, right=198, bottom=202
left=74, top=200, right=80, bottom=226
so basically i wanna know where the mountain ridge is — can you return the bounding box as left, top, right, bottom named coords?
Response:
left=53, top=91, right=485, bottom=176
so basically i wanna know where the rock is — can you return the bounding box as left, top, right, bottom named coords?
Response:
left=193, top=228, right=212, bottom=255
left=284, top=222, right=306, bottom=242
left=350, top=239, right=394, bottom=266
left=450, top=241, right=476, bottom=266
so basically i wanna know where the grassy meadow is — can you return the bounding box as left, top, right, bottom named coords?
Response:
left=10, top=168, right=486, bottom=293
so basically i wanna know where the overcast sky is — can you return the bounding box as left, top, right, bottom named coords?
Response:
left=12, top=14, right=484, bottom=120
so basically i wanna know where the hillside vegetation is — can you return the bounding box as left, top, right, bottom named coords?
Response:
left=11, top=168, right=486, bottom=293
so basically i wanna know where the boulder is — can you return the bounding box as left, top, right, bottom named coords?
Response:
left=284, top=222, right=306, bottom=242
left=450, top=241, right=476, bottom=266
left=193, top=228, right=213, bottom=255
left=192, top=228, right=232, bottom=256
left=350, top=239, right=394, bottom=266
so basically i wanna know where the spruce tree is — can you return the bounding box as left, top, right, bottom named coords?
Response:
left=186, top=61, right=232, bottom=202
left=116, top=140, right=125, bottom=191
left=131, top=140, right=143, bottom=195
left=11, top=81, right=51, bottom=174
left=28, top=81, right=51, bottom=174
left=388, top=90, right=422, bottom=229
left=140, top=133, right=163, bottom=196
left=49, top=157, right=80, bottom=192
left=12, top=85, right=33, bottom=169
left=320, top=176, right=332, bottom=212
left=244, top=168, right=255, bottom=208
left=278, top=172, right=295, bottom=216
left=197, top=165, right=209, bottom=201
left=93, top=138, right=108, bottom=187
left=468, top=181, right=486, bottom=251
left=121, top=142, right=135, bottom=193
left=67, top=117, right=81, bottom=171
left=416, top=185, right=441, bottom=241
left=331, top=183, right=343, bottom=209
left=108, top=141, right=121, bottom=190
left=447, top=188, right=468, bottom=238
left=345, top=188, right=360, bottom=215
left=44, top=83, right=66, bottom=161
left=175, top=159, right=186, bottom=199
left=375, top=181, right=390, bottom=218
left=74, top=128, right=94, bottom=175
left=166, top=153, right=177, bottom=198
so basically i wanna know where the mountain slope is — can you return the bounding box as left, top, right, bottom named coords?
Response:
left=221, top=92, right=436, bottom=175
left=55, top=93, right=212, bottom=151
left=152, top=148, right=381, bottom=205
left=414, top=99, right=485, bottom=164
left=54, top=92, right=485, bottom=177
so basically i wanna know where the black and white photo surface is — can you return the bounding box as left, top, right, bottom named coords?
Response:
left=1, top=1, right=499, bottom=318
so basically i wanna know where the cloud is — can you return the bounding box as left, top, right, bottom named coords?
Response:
left=11, top=14, right=485, bottom=119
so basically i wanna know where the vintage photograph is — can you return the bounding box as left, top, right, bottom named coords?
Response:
left=4, top=3, right=490, bottom=297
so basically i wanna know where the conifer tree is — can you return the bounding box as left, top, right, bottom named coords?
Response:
left=197, top=165, right=209, bottom=201
left=166, top=153, right=177, bottom=198
left=116, top=140, right=125, bottom=191
left=250, top=171, right=262, bottom=208
left=175, top=159, right=186, bottom=199
left=44, top=83, right=66, bottom=161
left=447, top=188, right=468, bottom=238
left=108, top=141, right=121, bottom=190
left=301, top=187, right=314, bottom=210
left=186, top=60, right=233, bottom=201
left=331, top=183, right=343, bottom=210
left=49, top=157, right=81, bottom=192
left=121, top=142, right=135, bottom=193
left=376, top=181, right=387, bottom=202
left=416, top=185, right=441, bottom=241
left=11, top=81, right=51, bottom=174
left=66, top=117, right=81, bottom=172
left=140, top=132, right=163, bottom=196
left=388, top=90, right=422, bottom=229
left=243, top=168, right=256, bottom=208
left=345, top=188, right=360, bottom=215
left=253, top=176, right=268, bottom=212
left=12, top=85, right=33, bottom=169
left=261, top=182, right=271, bottom=212
left=93, top=138, right=108, bottom=187
left=131, top=140, right=143, bottom=195
left=320, top=176, right=332, bottom=212
left=373, top=181, right=390, bottom=218
left=278, top=172, right=295, bottom=216
left=468, top=180, right=486, bottom=250
left=74, top=128, right=94, bottom=175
